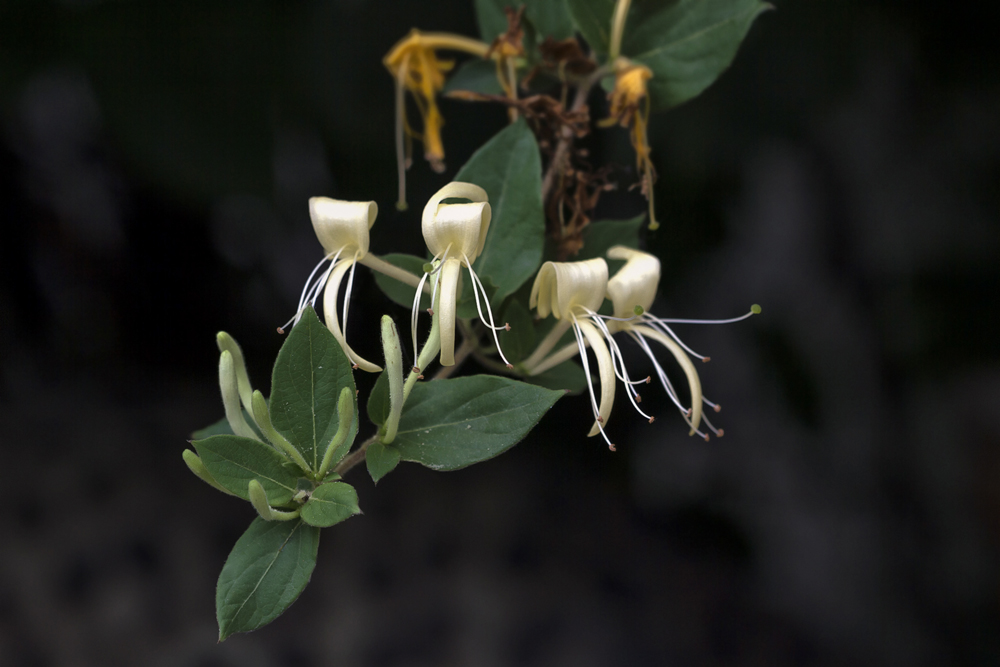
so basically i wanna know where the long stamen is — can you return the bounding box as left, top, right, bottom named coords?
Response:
left=464, top=254, right=513, bottom=369
left=643, top=316, right=710, bottom=361
left=631, top=329, right=689, bottom=416
left=410, top=268, right=432, bottom=369
left=572, top=317, right=615, bottom=451
left=586, top=311, right=653, bottom=422
left=648, top=307, right=759, bottom=326
left=278, top=248, right=343, bottom=333
left=341, top=251, right=360, bottom=335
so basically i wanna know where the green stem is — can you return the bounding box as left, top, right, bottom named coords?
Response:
left=609, top=0, right=632, bottom=61
left=522, top=319, right=572, bottom=371
left=334, top=434, right=379, bottom=477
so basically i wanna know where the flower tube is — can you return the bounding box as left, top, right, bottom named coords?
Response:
left=526, top=258, right=645, bottom=450
left=604, top=245, right=759, bottom=439
left=413, top=182, right=511, bottom=369
left=280, top=197, right=382, bottom=372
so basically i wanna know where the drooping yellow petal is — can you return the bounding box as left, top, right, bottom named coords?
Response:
left=606, top=246, right=660, bottom=325
left=421, top=182, right=491, bottom=262
left=436, top=258, right=462, bottom=366
left=577, top=319, right=616, bottom=437
left=323, top=260, right=382, bottom=373
left=632, top=324, right=703, bottom=435
left=309, top=198, right=376, bottom=259
left=529, top=258, right=608, bottom=320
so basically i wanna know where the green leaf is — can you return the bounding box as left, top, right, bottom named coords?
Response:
left=300, top=482, right=361, bottom=528
left=567, top=0, right=616, bottom=54
left=455, top=119, right=545, bottom=308
left=193, top=435, right=301, bottom=505
left=443, top=59, right=505, bottom=96
left=576, top=215, right=645, bottom=261
left=392, top=376, right=562, bottom=471
left=269, top=306, right=358, bottom=472
left=475, top=0, right=576, bottom=43
left=625, top=0, right=770, bottom=110
left=372, top=253, right=432, bottom=311
left=499, top=298, right=536, bottom=365
left=365, top=441, right=401, bottom=484
left=367, top=370, right=391, bottom=427
left=525, top=360, right=588, bottom=394
left=216, top=518, right=319, bottom=640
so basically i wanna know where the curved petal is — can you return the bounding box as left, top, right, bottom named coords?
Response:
left=309, top=198, right=376, bottom=258
left=323, top=260, right=383, bottom=372
left=529, top=259, right=608, bottom=320
left=436, top=258, right=462, bottom=366
left=422, top=182, right=491, bottom=261
left=632, top=324, right=703, bottom=434
left=577, top=320, right=616, bottom=437
left=606, top=246, right=660, bottom=321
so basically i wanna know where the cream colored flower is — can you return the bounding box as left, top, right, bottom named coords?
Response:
left=280, top=197, right=382, bottom=372
left=604, top=245, right=759, bottom=439
left=412, top=182, right=511, bottom=368
left=526, top=258, right=643, bottom=450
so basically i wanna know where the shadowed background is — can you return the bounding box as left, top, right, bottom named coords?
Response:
left=1, top=1, right=998, bottom=665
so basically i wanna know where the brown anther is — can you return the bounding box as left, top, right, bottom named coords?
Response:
left=635, top=395, right=642, bottom=403
left=684, top=408, right=692, bottom=417
left=716, top=429, right=724, bottom=437
left=597, top=416, right=604, bottom=423
left=645, top=376, right=651, bottom=384
left=412, top=366, right=421, bottom=373
left=426, top=308, right=434, bottom=315
left=702, top=356, right=711, bottom=363
left=703, top=434, right=710, bottom=442
left=713, top=404, right=722, bottom=413
left=355, top=389, right=360, bottom=396
left=506, top=363, right=514, bottom=370
left=504, top=323, right=511, bottom=331
left=352, top=364, right=359, bottom=370
left=276, top=327, right=285, bottom=334
left=648, top=416, right=655, bottom=424
left=417, top=374, right=425, bottom=380
left=608, top=443, right=617, bottom=451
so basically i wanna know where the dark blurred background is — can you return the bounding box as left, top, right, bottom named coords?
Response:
left=2, top=1, right=998, bottom=665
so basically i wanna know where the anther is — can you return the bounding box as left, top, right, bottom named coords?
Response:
left=417, top=374, right=424, bottom=380
left=645, top=376, right=651, bottom=384
left=635, top=395, right=642, bottom=403
left=714, top=404, right=721, bottom=413
left=648, top=417, right=655, bottom=424
left=412, top=366, right=421, bottom=373
left=608, top=443, right=617, bottom=451
left=703, top=433, right=710, bottom=442
left=504, top=323, right=511, bottom=332
left=701, top=356, right=711, bottom=363
left=506, top=363, right=514, bottom=370
left=716, top=429, right=724, bottom=437
left=276, top=327, right=285, bottom=334
left=597, top=416, right=604, bottom=423
left=352, top=363, right=359, bottom=370
left=426, top=308, right=434, bottom=315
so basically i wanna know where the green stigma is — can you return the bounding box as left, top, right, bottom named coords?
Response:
left=422, top=263, right=435, bottom=274
left=633, top=305, right=645, bottom=316
left=751, top=304, right=762, bottom=315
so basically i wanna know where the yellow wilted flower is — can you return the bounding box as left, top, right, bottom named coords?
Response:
left=602, top=59, right=659, bottom=230
left=384, top=30, right=490, bottom=210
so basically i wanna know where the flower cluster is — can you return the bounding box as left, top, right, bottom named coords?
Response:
left=287, top=184, right=756, bottom=450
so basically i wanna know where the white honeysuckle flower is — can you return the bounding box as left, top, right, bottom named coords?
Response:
left=528, top=257, right=648, bottom=450
left=413, top=181, right=512, bottom=368
left=279, top=197, right=382, bottom=373
left=603, top=245, right=759, bottom=440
